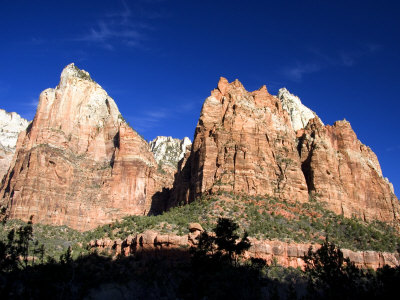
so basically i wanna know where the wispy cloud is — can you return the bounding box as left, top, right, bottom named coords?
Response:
left=128, top=109, right=169, bottom=132
left=282, top=63, right=322, bottom=82
left=127, top=99, right=200, bottom=133
left=20, top=97, right=39, bottom=120
left=386, top=145, right=400, bottom=152
left=73, top=0, right=166, bottom=50
left=283, top=43, right=383, bottom=82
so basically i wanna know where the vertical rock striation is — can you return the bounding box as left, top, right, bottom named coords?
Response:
left=174, top=78, right=309, bottom=204
left=0, top=63, right=172, bottom=231
left=298, top=117, right=400, bottom=224
left=174, top=78, right=399, bottom=226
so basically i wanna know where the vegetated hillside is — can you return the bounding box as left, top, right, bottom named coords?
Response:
left=1, top=192, right=399, bottom=261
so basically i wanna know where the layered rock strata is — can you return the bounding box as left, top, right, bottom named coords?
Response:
left=89, top=229, right=400, bottom=270
left=0, top=110, right=29, bottom=179
left=0, top=64, right=172, bottom=231
left=173, top=78, right=310, bottom=205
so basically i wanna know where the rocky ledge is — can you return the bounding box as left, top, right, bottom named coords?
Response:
left=89, top=225, right=399, bottom=270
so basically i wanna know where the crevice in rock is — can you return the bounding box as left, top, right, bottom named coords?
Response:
left=299, top=139, right=316, bottom=193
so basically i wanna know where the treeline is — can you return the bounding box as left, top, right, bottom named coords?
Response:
left=0, top=217, right=399, bottom=299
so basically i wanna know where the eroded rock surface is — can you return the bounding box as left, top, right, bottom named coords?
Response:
left=0, top=110, right=29, bottom=179
left=277, top=88, right=318, bottom=131
left=173, top=78, right=310, bottom=204
left=89, top=229, right=400, bottom=270
left=149, top=136, right=191, bottom=168
left=298, top=117, right=400, bottom=224
left=0, top=64, right=172, bottom=231
left=173, top=78, right=399, bottom=226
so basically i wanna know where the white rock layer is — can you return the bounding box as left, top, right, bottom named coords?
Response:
left=149, top=136, right=192, bottom=167
left=0, top=109, right=30, bottom=179
left=277, top=88, right=319, bottom=131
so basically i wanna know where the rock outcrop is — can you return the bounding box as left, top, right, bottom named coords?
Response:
left=89, top=229, right=400, bottom=270
left=149, top=136, right=191, bottom=168
left=173, top=78, right=399, bottom=225
left=0, top=110, right=29, bottom=180
left=174, top=77, right=310, bottom=204
left=298, top=117, right=400, bottom=224
left=277, top=88, right=318, bottom=131
left=0, top=64, right=172, bottom=231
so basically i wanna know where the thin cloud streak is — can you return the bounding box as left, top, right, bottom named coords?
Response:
left=386, top=145, right=400, bottom=152
left=283, top=43, right=383, bottom=82
left=128, top=100, right=200, bottom=133
left=73, top=0, right=165, bottom=50
left=282, top=63, right=322, bottom=82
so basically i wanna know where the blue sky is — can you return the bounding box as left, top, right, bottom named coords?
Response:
left=0, top=0, right=399, bottom=193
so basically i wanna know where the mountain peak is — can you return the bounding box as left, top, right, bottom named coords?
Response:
left=58, top=63, right=93, bottom=89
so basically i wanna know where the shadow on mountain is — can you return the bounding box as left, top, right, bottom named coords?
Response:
left=0, top=248, right=298, bottom=300
left=149, top=150, right=197, bottom=216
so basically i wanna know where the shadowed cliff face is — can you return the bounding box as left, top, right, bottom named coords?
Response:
left=173, top=78, right=399, bottom=226
left=0, top=64, right=173, bottom=231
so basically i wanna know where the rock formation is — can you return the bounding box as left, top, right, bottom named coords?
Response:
left=298, top=117, right=400, bottom=223
left=149, top=136, right=191, bottom=168
left=1, top=67, right=398, bottom=230
left=174, top=77, right=310, bottom=204
left=277, top=88, right=318, bottom=131
left=173, top=78, right=399, bottom=225
left=0, top=110, right=29, bottom=180
left=0, top=63, right=172, bottom=231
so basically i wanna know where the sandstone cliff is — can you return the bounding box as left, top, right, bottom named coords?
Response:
left=298, top=117, right=400, bottom=223
left=174, top=77, right=309, bottom=204
left=0, top=64, right=172, bottom=231
left=173, top=78, right=399, bottom=225
left=0, top=110, right=29, bottom=180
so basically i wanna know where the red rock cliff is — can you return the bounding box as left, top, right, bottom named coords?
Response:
left=0, top=64, right=171, bottom=231
left=174, top=78, right=309, bottom=204
left=299, top=117, right=400, bottom=224
left=174, top=78, right=399, bottom=226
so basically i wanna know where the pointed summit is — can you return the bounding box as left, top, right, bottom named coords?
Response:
left=217, top=77, right=230, bottom=94
left=58, top=63, right=93, bottom=89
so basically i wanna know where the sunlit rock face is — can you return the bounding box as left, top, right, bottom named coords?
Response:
left=150, top=136, right=192, bottom=168
left=173, top=78, right=309, bottom=205
left=277, top=88, right=318, bottom=131
left=0, top=110, right=30, bottom=180
left=0, top=63, right=172, bottom=231
left=173, top=77, right=399, bottom=226
left=298, top=117, right=400, bottom=224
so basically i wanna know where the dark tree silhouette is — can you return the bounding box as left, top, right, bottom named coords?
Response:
left=303, top=238, right=364, bottom=299
left=192, top=217, right=250, bottom=266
